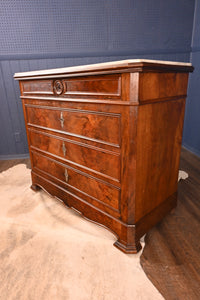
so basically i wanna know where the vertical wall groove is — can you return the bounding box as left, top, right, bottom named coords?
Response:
left=182, top=0, right=200, bottom=157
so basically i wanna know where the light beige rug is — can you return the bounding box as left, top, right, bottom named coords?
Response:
left=0, top=164, right=163, bottom=300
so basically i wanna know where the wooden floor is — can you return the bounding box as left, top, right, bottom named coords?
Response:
left=0, top=158, right=30, bottom=172
left=0, top=148, right=200, bottom=299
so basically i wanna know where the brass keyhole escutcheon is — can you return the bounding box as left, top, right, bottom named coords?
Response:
left=62, top=141, right=66, bottom=156
left=59, top=112, right=64, bottom=128
left=65, top=169, right=69, bottom=182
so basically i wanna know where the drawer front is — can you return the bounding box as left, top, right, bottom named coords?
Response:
left=32, top=151, right=120, bottom=212
left=29, top=129, right=120, bottom=181
left=26, top=106, right=120, bottom=146
left=22, top=80, right=53, bottom=95
left=63, top=75, right=121, bottom=98
left=21, top=75, right=121, bottom=100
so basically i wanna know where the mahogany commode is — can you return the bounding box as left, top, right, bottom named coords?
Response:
left=14, top=59, right=193, bottom=253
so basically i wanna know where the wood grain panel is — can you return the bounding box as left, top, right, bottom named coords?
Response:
left=22, top=80, right=53, bottom=95
left=135, top=98, right=186, bottom=222
left=63, top=74, right=121, bottom=97
left=31, top=151, right=120, bottom=212
left=29, top=129, right=120, bottom=181
left=25, top=105, right=120, bottom=145
left=23, top=99, right=122, bottom=151
left=21, top=75, right=121, bottom=99
left=139, top=73, right=189, bottom=102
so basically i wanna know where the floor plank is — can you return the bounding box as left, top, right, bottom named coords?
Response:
left=140, top=148, right=200, bottom=300
left=0, top=158, right=31, bottom=173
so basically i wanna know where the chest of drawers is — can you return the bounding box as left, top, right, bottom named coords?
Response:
left=14, top=59, right=193, bottom=253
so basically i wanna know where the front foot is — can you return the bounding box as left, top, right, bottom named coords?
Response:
left=31, top=184, right=41, bottom=192
left=114, top=239, right=142, bottom=254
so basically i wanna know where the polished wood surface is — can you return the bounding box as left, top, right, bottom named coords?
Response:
left=15, top=60, right=193, bottom=253
left=135, top=99, right=186, bottom=222
left=139, top=72, right=189, bottom=102
left=141, top=148, right=200, bottom=300
left=22, top=74, right=122, bottom=100
left=31, top=151, right=120, bottom=216
left=29, top=129, right=120, bottom=181
left=25, top=104, right=120, bottom=144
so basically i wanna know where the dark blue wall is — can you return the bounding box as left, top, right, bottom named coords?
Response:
left=182, top=0, right=200, bottom=157
left=0, top=0, right=195, bottom=158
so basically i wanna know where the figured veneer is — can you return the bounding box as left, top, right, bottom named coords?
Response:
left=29, top=129, right=120, bottom=182
left=139, top=72, right=189, bottom=102
left=23, top=80, right=53, bottom=95
left=15, top=59, right=193, bottom=253
left=63, top=75, right=121, bottom=97
left=25, top=105, right=120, bottom=146
left=31, top=151, right=120, bottom=215
left=21, top=74, right=122, bottom=100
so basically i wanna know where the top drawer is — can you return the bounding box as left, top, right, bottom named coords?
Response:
left=21, top=74, right=122, bottom=100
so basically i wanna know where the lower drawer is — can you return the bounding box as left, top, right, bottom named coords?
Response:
left=31, top=151, right=120, bottom=213
left=29, top=129, right=120, bottom=181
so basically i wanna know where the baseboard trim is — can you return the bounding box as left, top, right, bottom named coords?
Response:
left=0, top=153, right=30, bottom=160
left=182, top=144, right=200, bottom=158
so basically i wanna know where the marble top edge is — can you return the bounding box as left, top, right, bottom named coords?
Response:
left=14, top=59, right=193, bottom=78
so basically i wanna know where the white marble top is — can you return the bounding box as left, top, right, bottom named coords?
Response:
left=14, top=59, right=193, bottom=79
